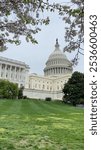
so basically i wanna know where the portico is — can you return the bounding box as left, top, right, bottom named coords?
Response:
left=0, top=56, right=29, bottom=87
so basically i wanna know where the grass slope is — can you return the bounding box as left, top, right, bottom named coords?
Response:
left=0, top=100, right=84, bottom=150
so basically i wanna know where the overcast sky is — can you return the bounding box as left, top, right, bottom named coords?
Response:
left=0, top=0, right=84, bottom=75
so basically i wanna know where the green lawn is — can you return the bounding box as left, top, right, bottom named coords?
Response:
left=0, top=100, right=84, bottom=150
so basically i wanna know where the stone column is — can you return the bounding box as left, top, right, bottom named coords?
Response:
left=56, top=68, right=57, bottom=74
left=30, top=79, right=33, bottom=89
left=63, top=68, right=65, bottom=74
left=17, top=67, right=20, bottom=82
left=62, top=68, right=63, bottom=74
left=16, top=67, right=19, bottom=81
left=8, top=65, right=11, bottom=79
left=49, top=69, right=51, bottom=75
left=53, top=68, right=54, bottom=74
left=55, top=68, right=57, bottom=74
left=18, top=67, right=23, bottom=87
left=65, top=68, right=67, bottom=73
left=51, top=68, right=52, bottom=75
left=62, top=68, right=64, bottom=74
left=21, top=68, right=24, bottom=81
left=13, top=66, right=16, bottom=81
left=58, top=68, right=59, bottom=74
left=52, top=68, right=53, bottom=75
left=20, top=68, right=22, bottom=81
left=57, top=68, right=59, bottom=74
left=6, top=65, right=8, bottom=79
left=10, top=66, right=12, bottom=79
left=60, top=68, right=61, bottom=74
left=54, top=68, right=55, bottom=74
left=11, top=66, right=14, bottom=80
left=4, top=64, right=7, bottom=79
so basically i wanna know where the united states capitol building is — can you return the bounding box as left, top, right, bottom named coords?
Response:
left=0, top=39, right=73, bottom=100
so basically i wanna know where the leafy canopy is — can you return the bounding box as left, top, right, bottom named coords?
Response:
left=0, top=0, right=84, bottom=63
left=63, top=71, right=84, bottom=106
left=0, top=79, right=19, bottom=99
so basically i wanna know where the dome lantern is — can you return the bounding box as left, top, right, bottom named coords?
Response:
left=55, top=38, right=60, bottom=49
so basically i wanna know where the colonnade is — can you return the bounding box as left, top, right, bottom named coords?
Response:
left=44, top=67, right=69, bottom=76
left=0, top=61, right=29, bottom=87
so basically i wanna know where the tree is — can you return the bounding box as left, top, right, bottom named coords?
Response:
left=63, top=0, right=84, bottom=65
left=62, top=71, right=84, bottom=106
left=0, top=0, right=84, bottom=59
left=0, top=0, right=50, bottom=51
left=0, top=79, right=19, bottom=99
left=18, top=85, right=24, bottom=99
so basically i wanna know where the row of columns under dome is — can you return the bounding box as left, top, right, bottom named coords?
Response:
left=0, top=63, right=27, bottom=84
left=44, top=67, right=69, bottom=76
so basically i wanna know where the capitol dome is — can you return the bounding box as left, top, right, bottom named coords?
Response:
left=44, top=39, right=73, bottom=76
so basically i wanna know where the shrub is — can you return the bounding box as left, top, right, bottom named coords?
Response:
left=78, top=98, right=84, bottom=105
left=45, top=97, right=52, bottom=101
left=0, top=79, right=18, bottom=99
left=23, top=96, right=28, bottom=99
left=18, top=85, right=24, bottom=99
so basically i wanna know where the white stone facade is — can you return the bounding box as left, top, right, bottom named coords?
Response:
left=23, top=39, right=73, bottom=100
left=0, top=56, right=29, bottom=87
left=24, top=89, right=63, bottom=100
left=23, top=73, right=71, bottom=100
left=0, top=39, right=73, bottom=100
